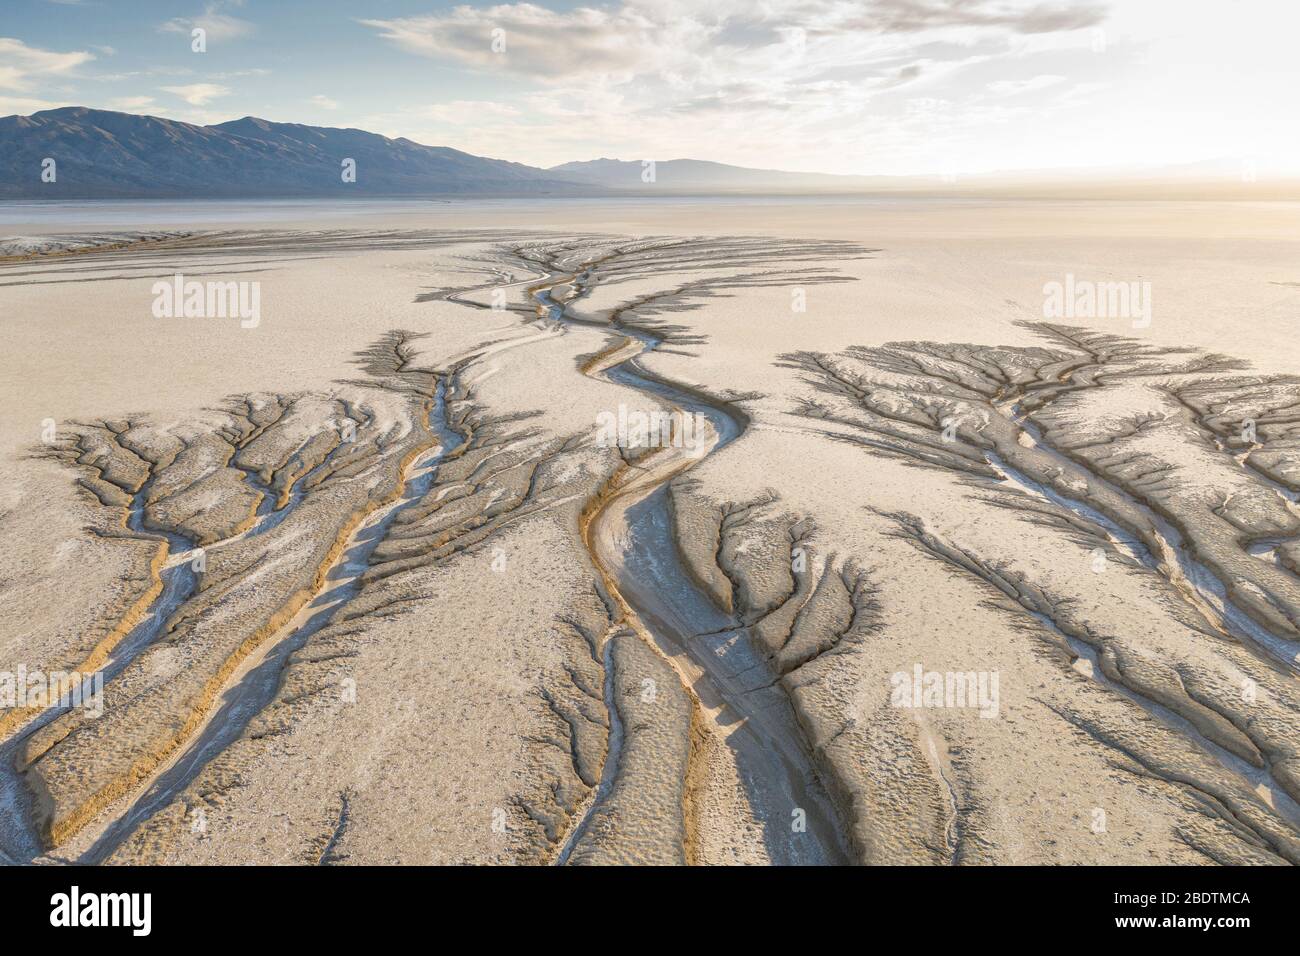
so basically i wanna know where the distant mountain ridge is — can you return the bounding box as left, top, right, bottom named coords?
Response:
left=547, top=157, right=902, bottom=191
left=1, top=107, right=1293, bottom=200
left=0, top=107, right=898, bottom=199
left=0, top=107, right=590, bottom=198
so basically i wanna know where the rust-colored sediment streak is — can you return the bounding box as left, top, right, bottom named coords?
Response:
left=0, top=535, right=167, bottom=744
left=680, top=709, right=710, bottom=867
left=568, top=326, right=721, bottom=862
left=0, top=234, right=192, bottom=265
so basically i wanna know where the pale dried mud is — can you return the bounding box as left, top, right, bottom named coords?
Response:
left=3, top=213, right=1300, bottom=865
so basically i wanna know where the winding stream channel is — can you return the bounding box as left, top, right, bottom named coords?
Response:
left=530, top=275, right=850, bottom=864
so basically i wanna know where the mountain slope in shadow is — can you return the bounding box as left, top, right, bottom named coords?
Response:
left=0, top=107, right=595, bottom=198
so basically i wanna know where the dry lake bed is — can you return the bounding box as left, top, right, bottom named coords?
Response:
left=2, top=198, right=1300, bottom=865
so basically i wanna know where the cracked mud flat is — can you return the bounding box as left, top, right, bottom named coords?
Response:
left=3, top=205, right=1300, bottom=865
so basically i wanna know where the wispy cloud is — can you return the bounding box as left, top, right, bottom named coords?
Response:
left=310, top=94, right=339, bottom=110
left=160, top=2, right=255, bottom=42
left=986, top=74, right=1067, bottom=96
left=0, top=95, right=67, bottom=115
left=161, top=82, right=230, bottom=105
left=360, top=0, right=1112, bottom=174
left=361, top=1, right=1106, bottom=81
left=360, top=4, right=663, bottom=81
left=0, top=36, right=95, bottom=91
left=108, top=95, right=158, bottom=112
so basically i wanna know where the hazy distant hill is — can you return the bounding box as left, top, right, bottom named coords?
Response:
left=547, top=157, right=899, bottom=191
left=0, top=107, right=591, bottom=198
left=546, top=156, right=1300, bottom=197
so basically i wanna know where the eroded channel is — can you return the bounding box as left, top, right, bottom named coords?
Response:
left=532, top=279, right=851, bottom=864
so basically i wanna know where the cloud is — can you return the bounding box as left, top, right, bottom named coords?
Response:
left=310, top=94, right=339, bottom=110
left=160, top=3, right=255, bottom=42
left=161, top=82, right=230, bottom=105
left=401, top=99, right=522, bottom=125
left=825, top=0, right=1105, bottom=34
left=360, top=4, right=662, bottom=81
left=0, top=95, right=67, bottom=115
left=0, top=37, right=95, bottom=91
left=361, top=1, right=1106, bottom=81
left=108, top=96, right=158, bottom=112
left=360, top=0, right=1114, bottom=175
left=986, top=74, right=1066, bottom=96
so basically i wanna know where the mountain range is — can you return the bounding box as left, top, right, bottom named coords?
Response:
left=0, top=107, right=926, bottom=198
left=0, top=107, right=588, bottom=198
left=1, top=107, right=1294, bottom=200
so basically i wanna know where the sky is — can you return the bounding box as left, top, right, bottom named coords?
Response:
left=2, top=0, right=1298, bottom=177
